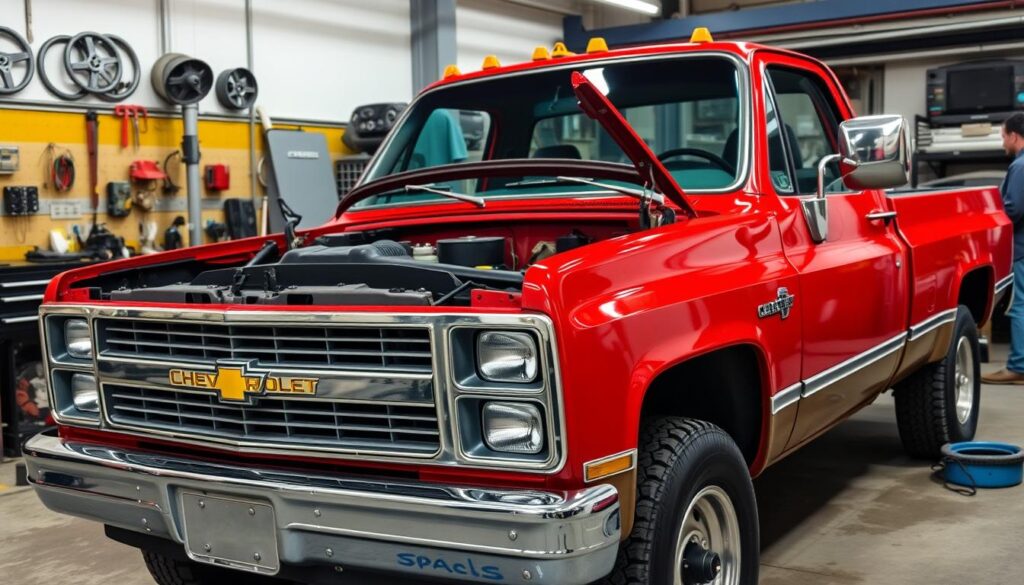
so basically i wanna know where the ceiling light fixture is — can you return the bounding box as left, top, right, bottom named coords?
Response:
left=593, top=0, right=660, bottom=16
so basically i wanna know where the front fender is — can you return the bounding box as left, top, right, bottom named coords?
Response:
left=522, top=212, right=802, bottom=483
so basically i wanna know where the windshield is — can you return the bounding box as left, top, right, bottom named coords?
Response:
left=356, top=55, right=745, bottom=208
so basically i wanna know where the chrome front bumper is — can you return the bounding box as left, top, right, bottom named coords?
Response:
left=23, top=431, right=620, bottom=584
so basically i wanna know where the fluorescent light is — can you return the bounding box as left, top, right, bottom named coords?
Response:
left=593, top=0, right=660, bottom=16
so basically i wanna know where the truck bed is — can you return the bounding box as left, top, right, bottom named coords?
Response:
left=887, top=185, right=1012, bottom=327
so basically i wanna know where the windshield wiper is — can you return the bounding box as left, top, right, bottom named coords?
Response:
left=556, top=176, right=675, bottom=228
left=554, top=176, right=665, bottom=204
left=504, top=177, right=594, bottom=189
left=404, top=183, right=486, bottom=208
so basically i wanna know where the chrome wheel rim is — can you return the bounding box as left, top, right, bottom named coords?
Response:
left=954, top=335, right=975, bottom=424
left=674, top=485, right=741, bottom=585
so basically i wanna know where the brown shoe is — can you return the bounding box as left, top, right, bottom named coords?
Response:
left=981, top=369, right=1024, bottom=385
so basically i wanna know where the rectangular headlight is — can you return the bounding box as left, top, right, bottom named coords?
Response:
left=476, top=331, right=538, bottom=383
left=64, top=318, right=93, bottom=359
left=482, top=402, right=544, bottom=454
left=71, top=373, right=99, bottom=413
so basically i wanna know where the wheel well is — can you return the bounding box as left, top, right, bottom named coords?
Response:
left=639, top=345, right=764, bottom=465
left=958, top=267, right=993, bottom=327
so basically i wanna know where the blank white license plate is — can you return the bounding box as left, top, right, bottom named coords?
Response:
left=180, top=492, right=280, bottom=574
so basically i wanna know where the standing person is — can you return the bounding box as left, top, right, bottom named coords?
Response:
left=983, top=112, right=1024, bottom=384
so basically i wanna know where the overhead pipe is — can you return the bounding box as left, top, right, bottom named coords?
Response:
left=563, top=0, right=1020, bottom=50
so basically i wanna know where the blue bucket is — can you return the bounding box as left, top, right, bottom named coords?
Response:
left=941, top=442, right=1024, bottom=489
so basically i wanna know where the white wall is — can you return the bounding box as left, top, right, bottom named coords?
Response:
left=3, top=0, right=412, bottom=122
left=455, top=0, right=564, bottom=76
left=882, top=58, right=936, bottom=128
left=251, top=0, right=411, bottom=121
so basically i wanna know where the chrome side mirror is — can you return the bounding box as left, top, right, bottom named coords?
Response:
left=803, top=115, right=910, bottom=244
left=837, top=115, right=910, bottom=190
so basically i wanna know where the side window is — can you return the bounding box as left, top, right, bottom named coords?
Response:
left=764, top=82, right=794, bottom=194
left=766, top=67, right=850, bottom=195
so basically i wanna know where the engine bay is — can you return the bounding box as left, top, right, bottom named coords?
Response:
left=87, top=220, right=630, bottom=307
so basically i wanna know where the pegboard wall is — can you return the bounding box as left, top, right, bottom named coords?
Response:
left=0, top=107, right=351, bottom=260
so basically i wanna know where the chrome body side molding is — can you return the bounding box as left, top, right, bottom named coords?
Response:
left=771, top=307, right=961, bottom=414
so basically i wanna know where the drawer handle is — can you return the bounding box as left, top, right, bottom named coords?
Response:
left=1, top=315, right=38, bottom=324
left=0, top=294, right=44, bottom=303
left=0, top=279, right=51, bottom=289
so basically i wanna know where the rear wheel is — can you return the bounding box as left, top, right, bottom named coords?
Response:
left=142, top=550, right=291, bottom=585
left=894, top=305, right=980, bottom=459
left=603, top=417, right=759, bottom=585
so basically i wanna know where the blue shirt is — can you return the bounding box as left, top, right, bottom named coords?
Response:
left=1000, top=149, right=1024, bottom=261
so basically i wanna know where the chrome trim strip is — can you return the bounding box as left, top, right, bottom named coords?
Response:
left=96, top=353, right=434, bottom=381
left=770, top=382, right=803, bottom=415
left=908, top=308, right=958, bottom=342
left=802, top=333, right=907, bottom=398
left=995, top=273, right=1013, bottom=295
left=356, top=51, right=752, bottom=199
left=40, top=304, right=567, bottom=475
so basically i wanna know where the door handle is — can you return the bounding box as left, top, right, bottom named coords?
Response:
left=866, top=210, right=897, bottom=225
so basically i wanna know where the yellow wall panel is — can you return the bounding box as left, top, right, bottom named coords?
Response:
left=0, top=108, right=354, bottom=260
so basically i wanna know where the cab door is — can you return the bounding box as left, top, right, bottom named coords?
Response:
left=760, top=59, right=909, bottom=450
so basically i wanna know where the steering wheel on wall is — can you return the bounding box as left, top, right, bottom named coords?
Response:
left=657, top=147, right=735, bottom=175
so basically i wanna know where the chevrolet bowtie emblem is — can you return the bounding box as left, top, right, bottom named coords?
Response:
left=168, top=361, right=319, bottom=403
left=758, top=287, right=795, bottom=320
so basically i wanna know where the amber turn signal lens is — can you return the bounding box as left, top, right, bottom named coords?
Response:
left=585, top=451, right=636, bottom=482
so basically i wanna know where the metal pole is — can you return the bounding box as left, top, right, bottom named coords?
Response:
left=182, top=104, right=202, bottom=246
left=159, top=0, right=172, bottom=54
left=410, top=0, right=457, bottom=92
left=246, top=0, right=259, bottom=208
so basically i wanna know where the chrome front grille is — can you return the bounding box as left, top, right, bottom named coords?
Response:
left=102, top=384, right=441, bottom=454
left=96, top=318, right=432, bottom=374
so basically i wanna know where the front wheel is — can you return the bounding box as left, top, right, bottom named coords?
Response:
left=603, top=418, right=759, bottom=585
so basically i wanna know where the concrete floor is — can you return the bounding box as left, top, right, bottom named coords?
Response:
left=2, top=347, right=1023, bottom=585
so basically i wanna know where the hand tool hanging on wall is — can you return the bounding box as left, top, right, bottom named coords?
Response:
left=0, top=26, right=34, bottom=95
left=85, top=110, right=100, bottom=230
left=152, top=53, right=213, bottom=247
left=114, top=104, right=148, bottom=149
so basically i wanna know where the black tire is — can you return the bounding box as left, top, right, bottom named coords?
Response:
left=142, top=550, right=290, bottom=585
left=894, top=305, right=980, bottom=459
left=603, top=418, right=759, bottom=585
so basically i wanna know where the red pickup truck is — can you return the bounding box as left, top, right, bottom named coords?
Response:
left=25, top=33, right=1012, bottom=585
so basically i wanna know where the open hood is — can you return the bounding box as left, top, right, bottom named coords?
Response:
left=570, top=70, right=696, bottom=219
